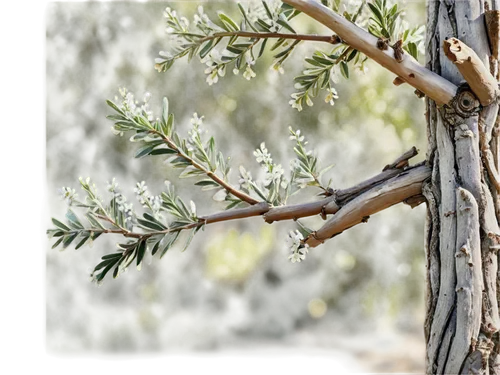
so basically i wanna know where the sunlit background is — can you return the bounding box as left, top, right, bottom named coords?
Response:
left=46, top=0, right=428, bottom=372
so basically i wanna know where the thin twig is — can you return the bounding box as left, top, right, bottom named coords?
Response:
left=198, top=31, right=341, bottom=45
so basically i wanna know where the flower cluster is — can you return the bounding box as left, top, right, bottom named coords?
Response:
left=58, top=186, right=78, bottom=206
left=107, top=178, right=134, bottom=227
left=134, top=181, right=162, bottom=217
left=287, top=230, right=309, bottom=263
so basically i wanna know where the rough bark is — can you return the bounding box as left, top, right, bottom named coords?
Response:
left=425, top=1, right=500, bottom=373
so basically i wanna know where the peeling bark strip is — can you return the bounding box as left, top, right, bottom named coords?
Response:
left=303, top=164, right=430, bottom=248
left=443, top=38, right=499, bottom=106
left=445, top=188, right=482, bottom=374
left=486, top=10, right=500, bottom=60
left=282, top=0, right=458, bottom=105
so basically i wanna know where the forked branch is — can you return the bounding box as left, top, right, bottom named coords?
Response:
left=282, top=0, right=458, bottom=105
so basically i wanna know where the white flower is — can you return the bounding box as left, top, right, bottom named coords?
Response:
left=58, top=187, right=78, bottom=206
left=289, top=93, right=303, bottom=111
left=191, top=113, right=204, bottom=127
left=288, top=158, right=300, bottom=172
left=151, top=196, right=162, bottom=212
left=243, top=64, right=256, bottom=80
left=264, top=164, right=284, bottom=186
left=253, top=142, right=272, bottom=164
left=134, top=181, right=148, bottom=197
left=289, top=128, right=304, bottom=142
left=287, top=230, right=303, bottom=251
left=205, top=67, right=219, bottom=86
left=106, top=177, right=122, bottom=200
left=324, top=88, right=339, bottom=106
left=116, top=195, right=127, bottom=207
left=164, top=7, right=176, bottom=18
left=272, top=61, right=285, bottom=74
left=238, top=166, right=253, bottom=189
left=143, top=92, right=151, bottom=103
left=354, top=64, right=368, bottom=76
left=193, top=5, right=208, bottom=26
left=289, top=252, right=306, bottom=263
left=123, top=202, right=133, bottom=214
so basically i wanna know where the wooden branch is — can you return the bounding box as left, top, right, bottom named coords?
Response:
left=198, top=147, right=430, bottom=231
left=282, top=0, right=458, bottom=105
left=443, top=38, right=500, bottom=106
left=303, top=164, right=431, bottom=248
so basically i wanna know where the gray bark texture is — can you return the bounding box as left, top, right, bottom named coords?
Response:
left=425, top=1, right=500, bottom=373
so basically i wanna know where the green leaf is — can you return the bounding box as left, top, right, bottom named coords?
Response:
left=62, top=232, right=78, bottom=249
left=257, top=39, right=269, bottom=58
left=276, top=19, right=296, bottom=34
left=199, top=39, right=215, bottom=59
left=218, top=13, right=239, bottom=31
left=52, top=218, right=70, bottom=231
left=66, top=210, right=84, bottom=229
left=136, top=240, right=146, bottom=267
left=340, top=61, right=349, bottom=78
left=95, top=255, right=123, bottom=281
left=161, top=98, right=171, bottom=135
left=106, top=100, right=124, bottom=115
left=101, top=252, right=123, bottom=260
left=137, top=218, right=166, bottom=232
left=181, top=227, right=197, bottom=252
left=51, top=236, right=64, bottom=249
left=74, top=232, right=90, bottom=250
left=134, top=144, right=159, bottom=158
left=406, top=42, right=418, bottom=60
left=150, top=148, right=177, bottom=156
left=160, top=230, right=181, bottom=259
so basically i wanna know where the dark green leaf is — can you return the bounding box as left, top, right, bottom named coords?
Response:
left=52, top=218, right=70, bottom=231
left=74, top=232, right=90, bottom=250
left=136, top=240, right=147, bottom=267
left=340, top=61, right=349, bottom=78
left=137, top=218, right=166, bottom=231
left=62, top=232, right=78, bottom=249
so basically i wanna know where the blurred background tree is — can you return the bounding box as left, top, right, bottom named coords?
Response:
left=46, top=0, right=427, bottom=371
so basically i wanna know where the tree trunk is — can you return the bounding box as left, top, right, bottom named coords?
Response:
left=424, top=1, right=500, bottom=373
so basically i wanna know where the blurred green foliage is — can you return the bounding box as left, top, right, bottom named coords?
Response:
left=46, top=0, right=427, bottom=357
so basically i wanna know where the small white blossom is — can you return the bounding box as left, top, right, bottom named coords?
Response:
left=289, top=94, right=303, bottom=111
left=238, top=166, right=253, bottom=190
left=191, top=113, right=204, bottom=127
left=285, top=229, right=304, bottom=251
left=289, top=128, right=304, bottom=142
left=289, top=252, right=306, bottom=263
left=254, top=142, right=272, bottom=165
left=264, top=164, right=284, bottom=186
left=134, top=181, right=149, bottom=204
left=116, top=195, right=127, bottom=207
left=290, top=159, right=301, bottom=170
left=272, top=61, right=285, bottom=74
left=324, top=88, right=339, bottom=106
left=107, top=178, right=119, bottom=193
left=243, top=64, right=256, bottom=80
left=58, top=187, right=78, bottom=206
